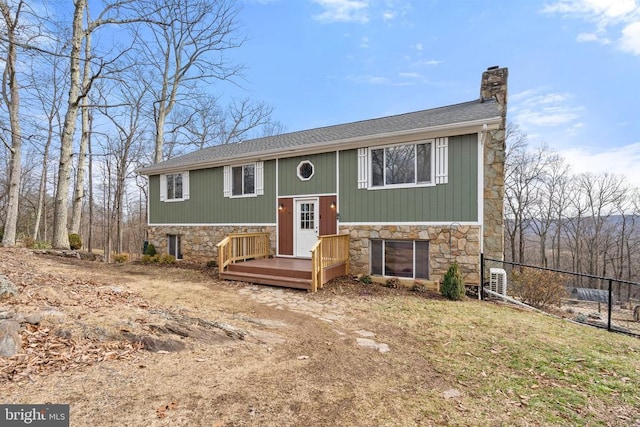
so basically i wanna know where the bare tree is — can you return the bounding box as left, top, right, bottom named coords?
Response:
left=165, top=95, right=276, bottom=157
left=52, top=0, right=148, bottom=249
left=97, top=75, right=148, bottom=253
left=528, top=153, right=568, bottom=267
left=0, top=0, right=24, bottom=246
left=27, top=37, right=67, bottom=241
left=503, top=125, right=553, bottom=264
left=134, top=0, right=244, bottom=163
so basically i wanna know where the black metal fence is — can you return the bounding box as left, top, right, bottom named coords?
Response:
left=481, top=254, right=640, bottom=338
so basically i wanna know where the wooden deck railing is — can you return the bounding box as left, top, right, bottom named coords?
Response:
left=310, top=233, right=350, bottom=292
left=216, top=232, right=270, bottom=278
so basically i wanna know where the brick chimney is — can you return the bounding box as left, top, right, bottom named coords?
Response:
left=480, top=66, right=508, bottom=116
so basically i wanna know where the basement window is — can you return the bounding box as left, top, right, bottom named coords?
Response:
left=168, top=235, right=182, bottom=260
left=370, top=239, right=429, bottom=279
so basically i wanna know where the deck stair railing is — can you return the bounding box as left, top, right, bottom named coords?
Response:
left=310, top=233, right=350, bottom=292
left=216, top=232, right=270, bottom=278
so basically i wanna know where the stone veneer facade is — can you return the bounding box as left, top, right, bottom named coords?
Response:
left=481, top=66, right=508, bottom=262
left=339, top=224, right=481, bottom=285
left=146, top=225, right=276, bottom=263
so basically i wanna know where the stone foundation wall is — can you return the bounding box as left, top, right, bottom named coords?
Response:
left=338, top=224, right=481, bottom=285
left=146, top=225, right=276, bottom=263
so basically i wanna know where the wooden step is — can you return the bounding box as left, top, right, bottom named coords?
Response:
left=220, top=270, right=312, bottom=291
left=227, top=262, right=311, bottom=280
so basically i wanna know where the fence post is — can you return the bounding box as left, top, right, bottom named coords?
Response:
left=607, top=278, right=613, bottom=332
left=480, top=253, right=484, bottom=301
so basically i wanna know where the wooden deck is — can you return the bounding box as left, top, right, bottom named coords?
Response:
left=220, top=257, right=314, bottom=291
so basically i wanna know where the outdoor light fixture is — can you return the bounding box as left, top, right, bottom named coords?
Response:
left=278, top=203, right=284, bottom=211
left=330, top=201, right=336, bottom=209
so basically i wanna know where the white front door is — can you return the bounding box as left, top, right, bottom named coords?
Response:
left=295, top=198, right=319, bottom=258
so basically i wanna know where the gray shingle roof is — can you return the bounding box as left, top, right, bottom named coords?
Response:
left=138, top=98, right=500, bottom=175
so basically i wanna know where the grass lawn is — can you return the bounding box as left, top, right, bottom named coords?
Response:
left=368, top=296, right=640, bottom=426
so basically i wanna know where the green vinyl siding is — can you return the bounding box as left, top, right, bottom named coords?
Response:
left=149, top=161, right=276, bottom=224
left=338, top=134, right=478, bottom=223
left=278, top=152, right=336, bottom=196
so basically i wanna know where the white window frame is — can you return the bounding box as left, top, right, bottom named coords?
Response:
left=224, top=161, right=264, bottom=198
left=358, top=137, right=448, bottom=190
left=168, top=234, right=182, bottom=260
left=159, top=171, right=189, bottom=202
left=370, top=239, right=430, bottom=279
left=369, top=140, right=435, bottom=189
left=297, top=160, right=315, bottom=181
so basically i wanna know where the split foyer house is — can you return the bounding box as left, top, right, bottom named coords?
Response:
left=137, top=66, right=508, bottom=291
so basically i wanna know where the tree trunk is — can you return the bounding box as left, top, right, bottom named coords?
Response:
left=52, top=0, right=86, bottom=249
left=1, top=1, right=23, bottom=247
left=70, top=27, right=93, bottom=234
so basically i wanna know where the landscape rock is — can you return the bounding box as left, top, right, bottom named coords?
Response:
left=0, top=308, right=15, bottom=320
left=443, top=388, right=462, bottom=399
left=23, top=313, right=43, bottom=325
left=0, top=320, right=22, bottom=357
left=135, top=335, right=186, bottom=353
left=0, top=275, right=18, bottom=299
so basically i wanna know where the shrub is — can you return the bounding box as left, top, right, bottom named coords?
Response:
left=441, top=263, right=465, bottom=300
left=32, top=240, right=50, bottom=249
left=412, top=279, right=428, bottom=293
left=206, top=259, right=217, bottom=268
left=68, top=233, right=82, bottom=250
left=359, top=275, right=373, bottom=285
left=22, top=237, right=36, bottom=248
left=158, top=253, right=176, bottom=264
left=114, top=253, right=129, bottom=263
left=141, top=254, right=155, bottom=264
left=385, top=277, right=400, bottom=289
left=144, top=243, right=157, bottom=256
left=509, top=267, right=567, bottom=308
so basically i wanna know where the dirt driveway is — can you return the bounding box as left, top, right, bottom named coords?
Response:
left=1, top=249, right=446, bottom=426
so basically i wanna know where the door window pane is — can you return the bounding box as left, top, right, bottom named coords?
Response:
left=299, top=202, right=314, bottom=230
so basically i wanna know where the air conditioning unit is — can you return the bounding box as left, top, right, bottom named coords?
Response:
left=489, top=268, right=507, bottom=296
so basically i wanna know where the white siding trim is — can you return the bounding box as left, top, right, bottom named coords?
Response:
left=435, top=137, right=448, bottom=184
left=223, top=165, right=231, bottom=197
left=340, top=221, right=481, bottom=226
left=148, top=222, right=277, bottom=227
left=357, top=147, right=368, bottom=189
left=256, top=161, right=264, bottom=195
left=159, top=174, right=167, bottom=202
left=182, top=171, right=190, bottom=200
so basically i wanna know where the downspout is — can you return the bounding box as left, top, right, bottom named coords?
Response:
left=478, top=123, right=489, bottom=299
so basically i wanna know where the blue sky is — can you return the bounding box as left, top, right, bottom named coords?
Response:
left=220, top=0, right=640, bottom=187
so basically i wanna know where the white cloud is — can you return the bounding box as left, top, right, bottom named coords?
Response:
left=313, top=0, right=370, bottom=24
left=510, top=89, right=583, bottom=128
left=620, top=20, right=640, bottom=54
left=576, top=31, right=612, bottom=44
left=398, top=72, right=422, bottom=78
left=382, top=10, right=396, bottom=21
left=543, top=0, right=640, bottom=55
left=414, top=43, right=424, bottom=51
left=360, top=36, right=369, bottom=48
left=560, top=142, right=640, bottom=188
